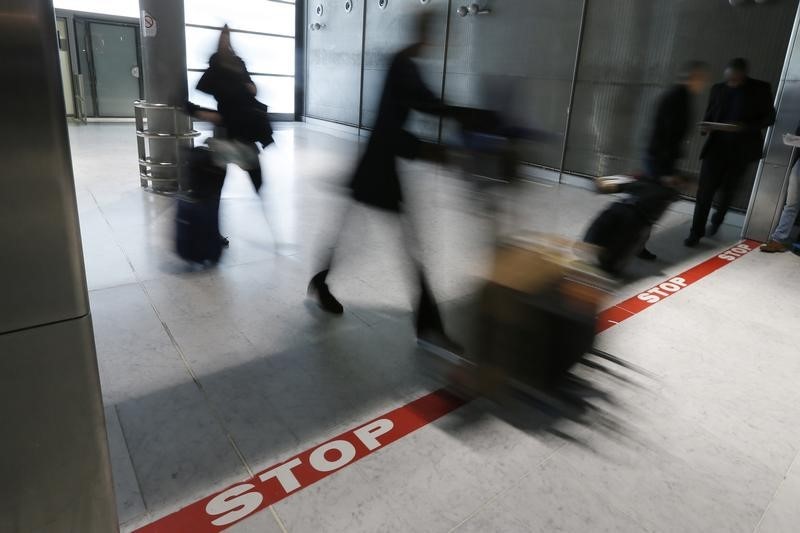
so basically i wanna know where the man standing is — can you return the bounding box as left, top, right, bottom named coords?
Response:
left=685, top=58, right=775, bottom=247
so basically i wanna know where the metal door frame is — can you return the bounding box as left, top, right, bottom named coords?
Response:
left=85, top=19, right=144, bottom=117
left=55, top=17, right=76, bottom=117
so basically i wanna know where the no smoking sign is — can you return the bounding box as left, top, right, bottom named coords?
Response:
left=141, top=10, right=157, bottom=37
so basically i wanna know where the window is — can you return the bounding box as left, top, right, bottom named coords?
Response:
left=184, top=0, right=296, bottom=116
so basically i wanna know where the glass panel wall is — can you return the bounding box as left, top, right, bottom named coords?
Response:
left=184, top=0, right=296, bottom=115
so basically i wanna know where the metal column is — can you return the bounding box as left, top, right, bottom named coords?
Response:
left=138, top=0, right=193, bottom=193
left=743, top=2, right=800, bottom=241
left=0, top=1, right=118, bottom=531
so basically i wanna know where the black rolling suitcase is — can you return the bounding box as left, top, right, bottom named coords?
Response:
left=175, top=146, right=226, bottom=264
left=584, top=202, right=650, bottom=276
left=584, top=177, right=678, bottom=275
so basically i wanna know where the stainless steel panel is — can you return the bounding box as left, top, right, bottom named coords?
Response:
left=764, top=82, right=800, bottom=165
left=565, top=81, right=663, bottom=176
left=443, top=0, right=582, bottom=169
left=745, top=162, right=792, bottom=241
left=0, top=315, right=117, bottom=533
left=306, top=0, right=364, bottom=125
left=445, top=0, right=582, bottom=81
left=745, top=4, right=800, bottom=239
left=0, top=0, right=89, bottom=334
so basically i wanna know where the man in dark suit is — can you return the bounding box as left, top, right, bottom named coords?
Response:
left=307, top=12, right=462, bottom=354
left=685, top=58, right=775, bottom=247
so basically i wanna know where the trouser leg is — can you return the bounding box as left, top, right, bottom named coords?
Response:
left=771, top=162, right=800, bottom=242
left=245, top=143, right=263, bottom=193
left=399, top=212, right=445, bottom=334
left=711, top=158, right=749, bottom=227
left=690, top=157, right=723, bottom=237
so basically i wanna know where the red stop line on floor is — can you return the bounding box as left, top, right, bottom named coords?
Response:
left=596, top=239, right=759, bottom=332
left=135, top=239, right=759, bottom=532
left=134, top=391, right=466, bottom=532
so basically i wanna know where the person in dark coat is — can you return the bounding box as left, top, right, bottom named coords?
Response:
left=196, top=25, right=273, bottom=192
left=634, top=60, right=711, bottom=260
left=308, top=12, right=461, bottom=353
left=585, top=62, right=710, bottom=274
left=685, top=58, right=775, bottom=247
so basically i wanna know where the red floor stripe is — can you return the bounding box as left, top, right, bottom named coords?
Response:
left=135, top=239, right=758, bottom=532
left=134, top=390, right=466, bottom=532
left=596, top=239, right=758, bottom=332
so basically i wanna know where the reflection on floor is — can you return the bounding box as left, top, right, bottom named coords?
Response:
left=70, top=122, right=800, bottom=532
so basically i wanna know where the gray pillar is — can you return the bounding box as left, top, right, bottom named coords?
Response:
left=0, top=1, right=118, bottom=531
left=744, top=5, right=800, bottom=241
left=138, top=0, right=191, bottom=192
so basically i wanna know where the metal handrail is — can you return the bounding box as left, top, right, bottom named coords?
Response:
left=138, top=158, right=178, bottom=167
left=136, top=129, right=201, bottom=139
left=134, top=100, right=182, bottom=110
left=134, top=100, right=197, bottom=194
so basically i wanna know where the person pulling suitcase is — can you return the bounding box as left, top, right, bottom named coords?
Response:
left=583, top=61, right=711, bottom=275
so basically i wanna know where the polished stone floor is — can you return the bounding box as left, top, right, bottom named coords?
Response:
left=69, top=122, right=800, bottom=532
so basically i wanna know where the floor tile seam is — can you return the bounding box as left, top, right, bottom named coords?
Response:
left=136, top=280, right=257, bottom=482
left=446, top=441, right=570, bottom=533
left=88, top=280, right=144, bottom=294
left=268, top=504, right=289, bottom=533
left=113, top=402, right=151, bottom=522
left=87, top=188, right=138, bottom=276
left=752, top=445, right=800, bottom=532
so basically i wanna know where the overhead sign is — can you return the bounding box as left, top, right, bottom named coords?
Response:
left=141, top=10, right=157, bottom=38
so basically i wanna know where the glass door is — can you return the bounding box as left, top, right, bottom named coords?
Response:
left=88, top=22, right=141, bottom=117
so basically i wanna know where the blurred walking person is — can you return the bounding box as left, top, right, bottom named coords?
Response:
left=307, top=12, right=461, bottom=354
left=585, top=61, right=710, bottom=274
left=636, top=60, right=711, bottom=260
left=196, top=25, right=273, bottom=193
left=685, top=58, right=775, bottom=247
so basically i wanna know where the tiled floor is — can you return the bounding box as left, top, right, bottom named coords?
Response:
left=70, top=121, right=800, bottom=532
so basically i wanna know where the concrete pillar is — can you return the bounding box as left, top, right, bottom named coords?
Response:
left=138, top=0, right=191, bottom=192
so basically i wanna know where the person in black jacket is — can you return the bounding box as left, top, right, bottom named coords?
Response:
left=308, top=12, right=461, bottom=354
left=635, top=61, right=710, bottom=260
left=196, top=26, right=273, bottom=193
left=685, top=58, right=775, bottom=247
left=586, top=62, right=709, bottom=274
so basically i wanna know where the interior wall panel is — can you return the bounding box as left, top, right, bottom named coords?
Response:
left=305, top=0, right=364, bottom=125
left=304, top=0, right=799, bottom=213
left=443, top=0, right=583, bottom=168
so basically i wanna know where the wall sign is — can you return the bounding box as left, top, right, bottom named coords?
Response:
left=141, top=10, right=157, bottom=38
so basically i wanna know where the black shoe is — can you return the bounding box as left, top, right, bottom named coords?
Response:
left=684, top=235, right=700, bottom=247
left=637, top=248, right=657, bottom=261
left=308, top=272, right=344, bottom=314
left=417, top=329, right=464, bottom=357
left=708, top=222, right=721, bottom=236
